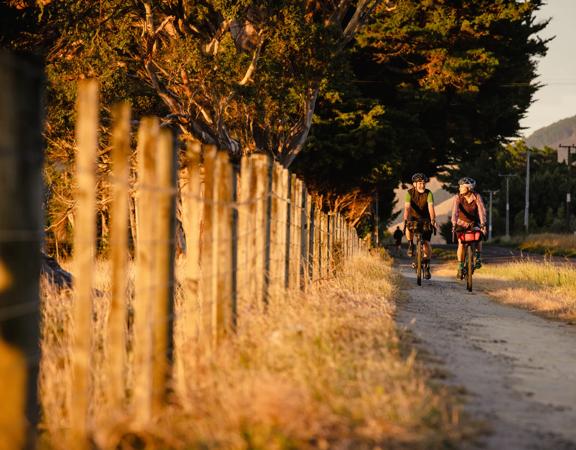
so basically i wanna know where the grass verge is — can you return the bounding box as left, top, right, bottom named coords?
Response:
left=493, top=233, right=576, bottom=257
left=435, top=260, right=576, bottom=323
left=477, top=261, right=576, bottom=322
left=39, top=254, right=470, bottom=449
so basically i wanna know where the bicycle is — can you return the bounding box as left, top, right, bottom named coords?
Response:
left=406, top=220, right=434, bottom=286
left=454, top=226, right=483, bottom=292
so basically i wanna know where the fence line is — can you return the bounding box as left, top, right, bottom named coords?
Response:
left=1, top=79, right=369, bottom=448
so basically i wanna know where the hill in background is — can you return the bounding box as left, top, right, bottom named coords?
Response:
left=526, top=115, right=576, bottom=162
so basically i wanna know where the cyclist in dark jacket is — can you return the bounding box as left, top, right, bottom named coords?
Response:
left=403, top=173, right=436, bottom=279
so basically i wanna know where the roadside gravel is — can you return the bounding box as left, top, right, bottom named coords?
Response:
left=396, top=263, right=576, bottom=450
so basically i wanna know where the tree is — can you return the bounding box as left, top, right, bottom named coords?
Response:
left=296, top=0, right=549, bottom=223
left=457, top=141, right=576, bottom=236
left=2, top=0, right=390, bottom=165
left=2, top=0, right=393, bottom=249
left=1, top=0, right=550, bottom=235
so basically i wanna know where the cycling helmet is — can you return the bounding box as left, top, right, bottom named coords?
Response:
left=411, top=173, right=429, bottom=183
left=458, top=177, right=476, bottom=189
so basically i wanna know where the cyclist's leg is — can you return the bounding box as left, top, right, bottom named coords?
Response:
left=405, top=228, right=414, bottom=256
left=456, top=240, right=465, bottom=278
left=422, top=233, right=432, bottom=279
left=423, top=240, right=431, bottom=259
left=475, top=240, right=483, bottom=268
left=456, top=241, right=465, bottom=261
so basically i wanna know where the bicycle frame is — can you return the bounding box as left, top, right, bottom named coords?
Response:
left=413, top=231, right=424, bottom=286
left=407, top=220, right=431, bottom=286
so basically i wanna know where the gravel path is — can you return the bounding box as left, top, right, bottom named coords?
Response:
left=396, top=262, right=576, bottom=450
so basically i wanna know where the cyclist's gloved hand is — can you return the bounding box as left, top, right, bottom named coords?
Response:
left=481, top=223, right=488, bottom=240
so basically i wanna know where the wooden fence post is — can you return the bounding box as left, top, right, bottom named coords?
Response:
left=288, top=176, right=299, bottom=290
left=317, top=212, right=323, bottom=279
left=200, top=145, right=218, bottom=349
left=346, top=225, right=350, bottom=260
left=323, top=214, right=328, bottom=277
left=175, top=140, right=202, bottom=398
left=263, top=157, right=274, bottom=307
left=327, top=214, right=332, bottom=276
left=0, top=51, right=44, bottom=450
left=215, top=152, right=234, bottom=344
left=107, top=102, right=131, bottom=415
left=314, top=203, right=322, bottom=281
left=252, top=155, right=269, bottom=309
left=70, top=79, right=99, bottom=448
left=307, top=198, right=315, bottom=283
left=333, top=214, right=340, bottom=270
left=231, top=160, right=239, bottom=332
left=299, top=186, right=308, bottom=291
left=236, top=157, right=251, bottom=318
left=183, top=141, right=202, bottom=294
left=267, top=163, right=279, bottom=298
left=275, top=168, right=289, bottom=295
left=284, top=174, right=293, bottom=289
left=132, top=117, right=160, bottom=423
left=151, top=128, right=177, bottom=412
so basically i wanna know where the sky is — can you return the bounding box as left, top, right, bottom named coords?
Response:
left=520, top=0, right=576, bottom=138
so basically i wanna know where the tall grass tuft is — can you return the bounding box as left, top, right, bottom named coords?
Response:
left=477, top=261, right=576, bottom=321
left=39, top=254, right=468, bottom=449
left=517, top=233, right=576, bottom=257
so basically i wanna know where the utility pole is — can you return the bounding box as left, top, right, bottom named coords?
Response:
left=499, top=174, right=516, bottom=239
left=483, top=190, right=498, bottom=241
left=524, top=149, right=530, bottom=233
left=558, top=144, right=576, bottom=230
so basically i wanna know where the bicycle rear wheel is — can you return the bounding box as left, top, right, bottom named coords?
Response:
left=416, top=240, right=422, bottom=286
left=466, top=244, right=474, bottom=292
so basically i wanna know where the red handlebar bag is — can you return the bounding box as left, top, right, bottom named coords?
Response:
left=457, top=230, right=482, bottom=242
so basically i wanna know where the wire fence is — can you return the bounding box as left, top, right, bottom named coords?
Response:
left=0, top=78, right=368, bottom=449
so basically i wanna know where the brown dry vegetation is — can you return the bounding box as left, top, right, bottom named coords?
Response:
left=435, top=261, right=576, bottom=322
left=519, top=233, right=576, bottom=257
left=477, top=261, right=576, bottom=322
left=499, top=233, right=576, bottom=257
left=39, top=254, right=468, bottom=449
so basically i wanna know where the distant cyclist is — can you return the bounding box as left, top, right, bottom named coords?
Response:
left=403, top=173, right=436, bottom=279
left=393, top=226, right=403, bottom=256
left=451, top=177, right=487, bottom=279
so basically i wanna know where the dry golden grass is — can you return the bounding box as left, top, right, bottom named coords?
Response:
left=514, top=233, right=576, bottom=257
left=435, top=260, right=576, bottom=322
left=39, top=254, right=468, bottom=449
left=477, top=261, right=576, bottom=321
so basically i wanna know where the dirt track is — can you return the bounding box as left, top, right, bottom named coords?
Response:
left=396, top=261, right=576, bottom=450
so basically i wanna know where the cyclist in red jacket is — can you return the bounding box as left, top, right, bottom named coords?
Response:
left=451, top=177, right=487, bottom=279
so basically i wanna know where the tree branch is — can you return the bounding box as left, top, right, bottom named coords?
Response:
left=204, top=19, right=231, bottom=55
left=238, top=29, right=265, bottom=85
left=280, top=87, right=320, bottom=167
left=342, top=0, right=383, bottom=44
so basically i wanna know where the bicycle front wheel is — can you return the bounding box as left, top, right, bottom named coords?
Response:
left=416, top=240, right=422, bottom=286
left=466, top=244, right=474, bottom=292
